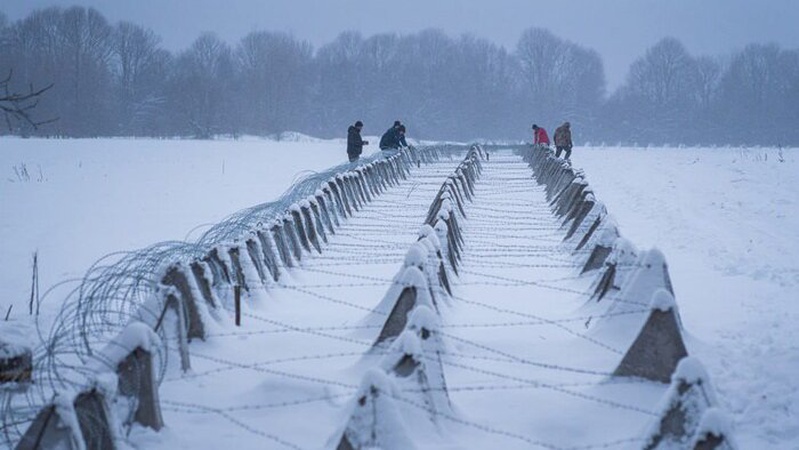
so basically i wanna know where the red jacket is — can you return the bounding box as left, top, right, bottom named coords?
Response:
left=534, top=127, right=550, bottom=145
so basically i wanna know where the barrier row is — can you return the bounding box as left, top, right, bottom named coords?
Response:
left=522, top=145, right=736, bottom=450
left=334, top=145, right=484, bottom=449
left=13, top=146, right=444, bottom=450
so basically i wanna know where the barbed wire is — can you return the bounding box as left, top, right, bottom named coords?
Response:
left=2, top=147, right=669, bottom=450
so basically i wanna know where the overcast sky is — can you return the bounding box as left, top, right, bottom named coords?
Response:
left=4, top=0, right=799, bottom=90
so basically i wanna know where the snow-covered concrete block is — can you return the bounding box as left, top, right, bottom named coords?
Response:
left=691, top=408, right=737, bottom=450
left=189, top=261, right=220, bottom=311
left=282, top=215, right=304, bottom=262
left=315, top=191, right=337, bottom=233
left=590, top=237, right=638, bottom=302
left=290, top=206, right=312, bottom=253
left=299, top=201, right=323, bottom=253
left=642, top=357, right=726, bottom=449
left=16, top=396, right=80, bottom=450
left=226, top=245, right=250, bottom=292
left=0, top=337, right=32, bottom=384
left=161, top=264, right=207, bottom=342
left=202, top=247, right=232, bottom=286
left=613, top=289, right=688, bottom=383
left=245, top=237, right=268, bottom=284
left=101, top=322, right=164, bottom=431
left=73, top=388, right=117, bottom=450
left=379, top=306, right=451, bottom=423
left=373, top=267, right=436, bottom=347
left=613, top=248, right=675, bottom=312
left=308, top=197, right=329, bottom=244
left=255, top=229, right=281, bottom=282
left=334, top=177, right=354, bottom=217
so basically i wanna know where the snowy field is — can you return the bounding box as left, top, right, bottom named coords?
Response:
left=1, top=138, right=797, bottom=449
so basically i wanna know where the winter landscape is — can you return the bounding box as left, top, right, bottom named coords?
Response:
left=2, top=1, right=799, bottom=449
left=1, top=138, right=797, bottom=449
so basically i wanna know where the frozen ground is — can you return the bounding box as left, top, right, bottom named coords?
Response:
left=1, top=138, right=797, bottom=448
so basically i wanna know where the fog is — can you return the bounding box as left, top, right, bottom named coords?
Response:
left=5, top=0, right=798, bottom=90
left=1, top=1, right=798, bottom=144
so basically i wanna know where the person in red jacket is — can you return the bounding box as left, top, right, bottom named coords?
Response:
left=532, top=124, right=550, bottom=146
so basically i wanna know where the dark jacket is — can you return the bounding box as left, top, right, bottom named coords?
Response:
left=554, top=123, right=572, bottom=148
left=379, top=126, right=407, bottom=150
left=347, top=126, right=366, bottom=156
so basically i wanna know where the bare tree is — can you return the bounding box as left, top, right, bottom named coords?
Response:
left=111, top=21, right=169, bottom=134
left=169, top=32, right=235, bottom=138
left=516, top=28, right=605, bottom=130
left=236, top=31, right=313, bottom=134
left=0, top=69, right=54, bottom=130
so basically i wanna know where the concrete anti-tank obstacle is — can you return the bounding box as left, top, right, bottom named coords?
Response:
left=327, top=180, right=348, bottom=219
left=282, top=215, right=304, bottom=262
left=189, top=261, right=218, bottom=309
left=340, top=174, right=358, bottom=211
left=379, top=306, right=451, bottom=423
left=373, top=266, right=436, bottom=347
left=590, top=237, right=637, bottom=302
left=111, top=324, right=164, bottom=431
left=18, top=387, right=119, bottom=450
left=554, top=180, right=588, bottom=219
left=85, top=322, right=165, bottom=432
left=344, top=174, right=362, bottom=211
left=15, top=403, right=74, bottom=450
left=203, top=247, right=232, bottom=285
left=434, top=220, right=458, bottom=275
left=269, top=222, right=294, bottom=268
left=353, top=171, right=371, bottom=203
left=0, top=341, right=32, bottom=384
left=563, top=194, right=597, bottom=241
left=161, top=264, right=206, bottom=341
left=642, top=357, right=727, bottom=450
left=315, top=190, right=337, bottom=234
left=334, top=177, right=353, bottom=217
left=416, top=229, right=452, bottom=306
left=613, top=289, right=688, bottom=383
left=255, top=229, right=281, bottom=282
left=299, top=200, right=323, bottom=253
left=290, top=205, right=312, bottom=253
left=607, top=248, right=675, bottom=313
left=581, top=237, right=614, bottom=274
left=245, top=237, right=268, bottom=284
left=335, top=369, right=415, bottom=450
left=73, top=388, right=116, bottom=450
left=691, top=408, right=737, bottom=450
left=156, top=290, right=192, bottom=371
left=226, top=245, right=249, bottom=292
left=308, top=197, right=329, bottom=244
left=575, top=213, right=617, bottom=255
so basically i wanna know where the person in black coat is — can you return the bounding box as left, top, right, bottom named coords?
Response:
left=379, top=121, right=408, bottom=152
left=347, top=121, right=368, bottom=162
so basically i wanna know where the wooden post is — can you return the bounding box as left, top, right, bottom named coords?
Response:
left=234, top=285, right=241, bottom=326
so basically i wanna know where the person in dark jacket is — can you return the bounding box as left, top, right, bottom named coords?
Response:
left=347, top=121, right=368, bottom=162
left=379, top=121, right=408, bottom=152
left=554, top=121, right=573, bottom=159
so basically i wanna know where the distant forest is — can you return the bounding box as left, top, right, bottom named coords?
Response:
left=1, top=6, right=798, bottom=145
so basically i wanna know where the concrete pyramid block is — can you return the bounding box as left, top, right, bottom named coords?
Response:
left=614, top=290, right=688, bottom=383
left=334, top=369, right=415, bottom=450
left=643, top=357, right=728, bottom=449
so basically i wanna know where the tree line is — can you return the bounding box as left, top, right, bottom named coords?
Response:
left=1, top=6, right=797, bottom=145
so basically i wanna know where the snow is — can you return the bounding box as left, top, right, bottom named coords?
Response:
left=693, top=407, right=735, bottom=443
left=578, top=146, right=799, bottom=448
left=95, top=322, right=161, bottom=369
left=650, top=289, right=678, bottom=313
left=1, top=139, right=797, bottom=449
